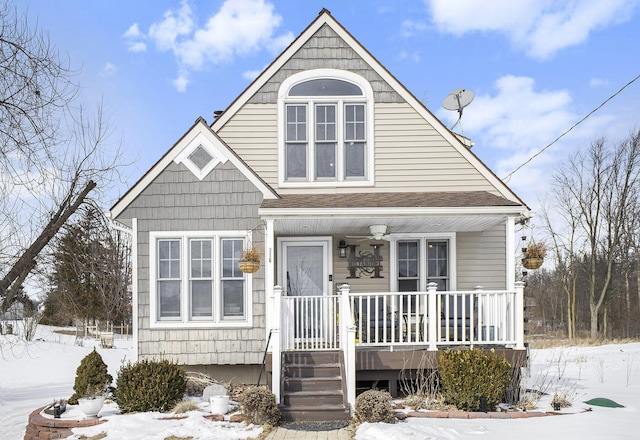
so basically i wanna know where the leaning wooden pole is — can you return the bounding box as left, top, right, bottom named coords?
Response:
left=0, top=180, right=97, bottom=312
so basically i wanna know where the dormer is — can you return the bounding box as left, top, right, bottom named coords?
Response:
left=277, top=69, right=375, bottom=188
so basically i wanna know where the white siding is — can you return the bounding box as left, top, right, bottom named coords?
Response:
left=456, top=223, right=507, bottom=290
left=221, top=102, right=501, bottom=195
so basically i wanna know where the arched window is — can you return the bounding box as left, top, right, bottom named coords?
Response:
left=278, top=70, right=374, bottom=186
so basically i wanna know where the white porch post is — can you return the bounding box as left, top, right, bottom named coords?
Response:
left=514, top=281, right=525, bottom=350
left=506, top=216, right=516, bottom=288
left=340, top=283, right=356, bottom=413
left=427, top=282, right=438, bottom=351
left=271, top=285, right=283, bottom=403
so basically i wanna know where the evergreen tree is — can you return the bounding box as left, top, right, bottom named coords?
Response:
left=44, top=206, right=131, bottom=325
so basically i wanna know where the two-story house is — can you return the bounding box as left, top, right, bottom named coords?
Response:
left=111, top=9, right=530, bottom=422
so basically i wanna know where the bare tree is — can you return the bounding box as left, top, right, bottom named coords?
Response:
left=545, top=131, right=640, bottom=339
left=0, top=3, right=123, bottom=313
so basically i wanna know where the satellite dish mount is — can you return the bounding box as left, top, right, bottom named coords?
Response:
left=442, top=88, right=474, bottom=130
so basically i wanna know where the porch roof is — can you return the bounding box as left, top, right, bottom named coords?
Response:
left=261, top=191, right=522, bottom=210
left=259, top=191, right=528, bottom=235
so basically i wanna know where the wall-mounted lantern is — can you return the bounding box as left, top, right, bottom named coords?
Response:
left=338, top=240, right=348, bottom=258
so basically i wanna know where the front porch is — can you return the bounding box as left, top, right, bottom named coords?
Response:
left=267, top=282, right=526, bottom=419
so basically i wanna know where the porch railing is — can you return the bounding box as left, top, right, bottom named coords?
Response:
left=280, top=293, right=342, bottom=350
left=269, top=282, right=525, bottom=406
left=350, top=286, right=521, bottom=347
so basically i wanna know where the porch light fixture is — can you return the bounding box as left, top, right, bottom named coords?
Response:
left=338, top=240, right=348, bottom=258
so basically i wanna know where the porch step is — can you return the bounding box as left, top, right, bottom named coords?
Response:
left=280, top=350, right=350, bottom=422
left=284, top=376, right=343, bottom=392
left=283, top=389, right=345, bottom=406
left=280, top=404, right=351, bottom=422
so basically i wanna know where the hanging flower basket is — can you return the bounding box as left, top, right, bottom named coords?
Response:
left=239, top=244, right=261, bottom=273
left=239, top=259, right=260, bottom=274
left=521, top=240, right=546, bottom=270
left=522, top=257, right=544, bottom=270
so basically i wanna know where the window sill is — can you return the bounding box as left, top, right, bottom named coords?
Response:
left=150, top=320, right=252, bottom=330
left=278, top=179, right=374, bottom=188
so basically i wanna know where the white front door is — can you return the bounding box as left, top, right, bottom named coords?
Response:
left=278, top=238, right=332, bottom=343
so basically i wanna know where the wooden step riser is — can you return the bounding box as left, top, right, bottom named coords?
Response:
left=283, top=353, right=341, bottom=365
left=284, top=366, right=341, bottom=378
left=280, top=408, right=351, bottom=422
left=283, top=394, right=344, bottom=406
left=284, top=379, right=342, bottom=392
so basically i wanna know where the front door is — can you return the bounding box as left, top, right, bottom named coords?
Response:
left=279, top=238, right=332, bottom=344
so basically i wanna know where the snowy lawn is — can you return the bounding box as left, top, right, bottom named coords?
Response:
left=1, top=324, right=638, bottom=440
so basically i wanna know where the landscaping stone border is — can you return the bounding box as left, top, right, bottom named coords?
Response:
left=24, top=406, right=105, bottom=440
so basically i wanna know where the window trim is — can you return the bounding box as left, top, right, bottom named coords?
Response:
left=149, top=231, right=253, bottom=329
left=278, top=69, right=375, bottom=188
left=390, top=233, right=457, bottom=292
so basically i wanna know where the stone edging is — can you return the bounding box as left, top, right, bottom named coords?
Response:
left=24, top=406, right=106, bottom=440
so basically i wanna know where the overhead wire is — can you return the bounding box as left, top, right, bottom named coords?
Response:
left=502, top=73, right=640, bottom=182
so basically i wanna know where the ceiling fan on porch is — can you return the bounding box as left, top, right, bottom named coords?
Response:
left=346, top=224, right=391, bottom=241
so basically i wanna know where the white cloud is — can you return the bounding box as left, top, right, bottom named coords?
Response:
left=400, top=19, right=427, bottom=38
left=173, top=73, right=190, bottom=92
left=437, top=75, right=615, bottom=211
left=148, top=0, right=194, bottom=52
left=426, top=0, right=640, bottom=59
left=125, top=0, right=292, bottom=91
left=100, top=62, right=118, bottom=77
left=123, top=23, right=147, bottom=52
left=590, top=78, right=610, bottom=88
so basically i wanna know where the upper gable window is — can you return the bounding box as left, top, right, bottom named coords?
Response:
left=279, top=70, right=374, bottom=188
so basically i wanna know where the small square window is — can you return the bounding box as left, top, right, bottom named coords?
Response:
left=189, top=145, right=214, bottom=171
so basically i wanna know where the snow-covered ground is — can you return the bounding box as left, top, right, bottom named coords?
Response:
left=1, top=324, right=638, bottom=439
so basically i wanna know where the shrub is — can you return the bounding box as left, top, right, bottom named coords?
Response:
left=438, top=349, right=512, bottom=411
left=354, top=389, right=396, bottom=424
left=240, top=386, right=281, bottom=425
left=172, top=399, right=201, bottom=414
left=115, top=358, right=186, bottom=413
left=69, top=348, right=113, bottom=404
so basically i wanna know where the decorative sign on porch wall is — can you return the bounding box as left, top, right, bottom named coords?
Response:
left=346, top=244, right=383, bottom=278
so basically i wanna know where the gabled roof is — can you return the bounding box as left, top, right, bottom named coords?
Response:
left=211, top=9, right=528, bottom=210
left=111, top=117, right=278, bottom=219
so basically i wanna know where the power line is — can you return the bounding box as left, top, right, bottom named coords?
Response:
left=503, top=73, right=640, bottom=182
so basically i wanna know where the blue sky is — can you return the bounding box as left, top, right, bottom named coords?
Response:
left=13, top=0, right=640, bottom=217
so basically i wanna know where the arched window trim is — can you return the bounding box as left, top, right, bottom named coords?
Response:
left=278, top=69, right=375, bottom=188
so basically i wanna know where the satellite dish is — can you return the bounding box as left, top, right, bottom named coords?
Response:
left=442, top=88, right=474, bottom=130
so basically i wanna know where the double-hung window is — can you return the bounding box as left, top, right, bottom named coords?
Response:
left=280, top=70, right=373, bottom=186
left=151, top=232, right=251, bottom=327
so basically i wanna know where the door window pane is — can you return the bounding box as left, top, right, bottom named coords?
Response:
left=427, top=241, right=448, bottom=290
left=286, top=245, right=324, bottom=296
